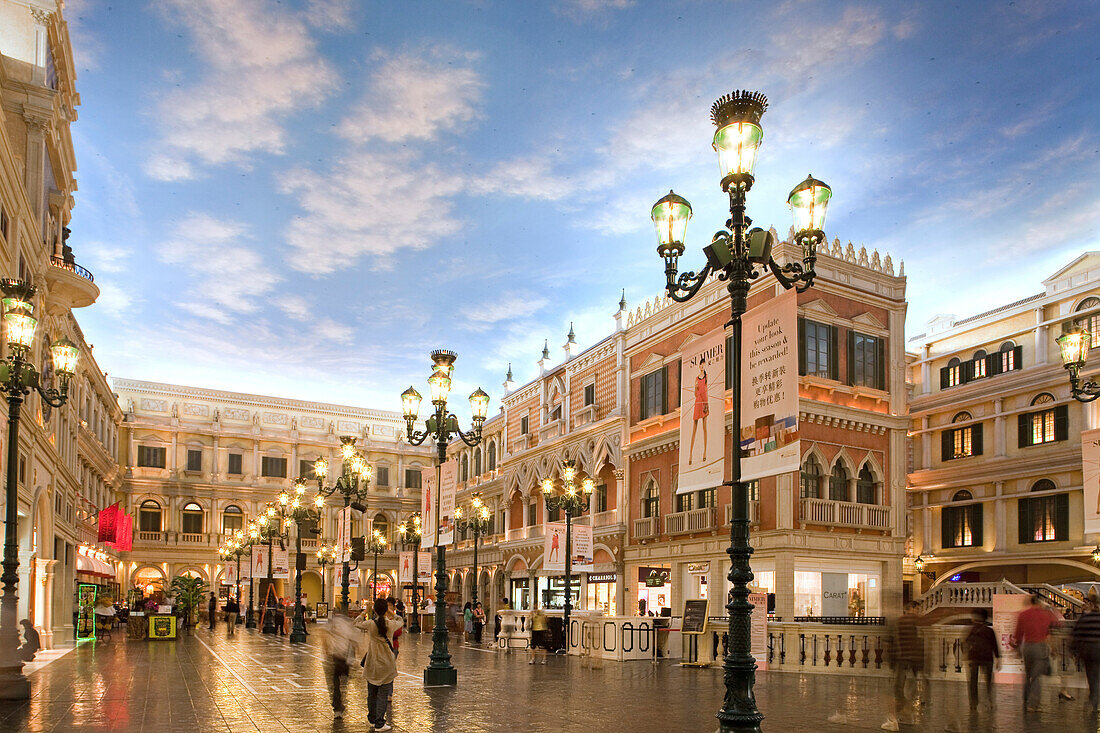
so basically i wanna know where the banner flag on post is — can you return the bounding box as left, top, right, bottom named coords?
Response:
left=337, top=506, right=353, bottom=562
left=740, top=287, right=800, bottom=481
left=97, top=503, right=119, bottom=544
left=272, top=546, right=290, bottom=580
left=335, top=564, right=359, bottom=588
left=544, top=522, right=566, bottom=572
left=421, top=469, right=435, bottom=551
left=252, top=545, right=266, bottom=577
left=571, top=523, right=594, bottom=572
left=1082, top=427, right=1100, bottom=535
left=438, top=459, right=457, bottom=546
left=398, top=551, right=414, bottom=584
left=678, top=329, right=727, bottom=494
left=417, top=552, right=432, bottom=583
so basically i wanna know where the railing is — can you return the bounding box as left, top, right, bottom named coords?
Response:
left=50, top=256, right=94, bottom=282
left=591, top=510, right=619, bottom=527
left=301, top=538, right=319, bottom=550
left=914, top=580, right=1022, bottom=615
left=724, top=501, right=761, bottom=525
left=179, top=533, right=205, bottom=543
left=800, top=498, right=891, bottom=529
left=665, top=507, right=717, bottom=535
left=633, top=516, right=658, bottom=539
left=1021, top=583, right=1087, bottom=614
left=137, top=531, right=163, bottom=542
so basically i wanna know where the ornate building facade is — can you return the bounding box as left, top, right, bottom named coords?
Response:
left=907, top=253, right=1100, bottom=596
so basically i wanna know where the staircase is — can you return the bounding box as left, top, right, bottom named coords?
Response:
left=916, top=579, right=1086, bottom=619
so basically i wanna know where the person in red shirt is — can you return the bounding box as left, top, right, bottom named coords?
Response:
left=1012, top=595, right=1062, bottom=712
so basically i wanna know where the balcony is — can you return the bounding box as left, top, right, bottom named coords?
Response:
left=800, top=498, right=892, bottom=530
left=179, top=533, right=206, bottom=544
left=45, top=256, right=98, bottom=313
left=504, top=525, right=545, bottom=542
left=575, top=404, right=599, bottom=428
left=301, top=538, right=319, bottom=550
left=590, top=510, right=620, bottom=528
left=724, top=501, right=761, bottom=526
left=539, top=417, right=563, bottom=442
left=137, top=531, right=164, bottom=543
left=633, top=516, right=659, bottom=539
left=665, top=507, right=718, bottom=535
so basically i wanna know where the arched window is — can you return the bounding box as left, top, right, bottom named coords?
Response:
left=800, top=456, right=822, bottom=499
left=945, top=357, right=963, bottom=387
left=953, top=412, right=972, bottom=423
left=474, top=448, right=482, bottom=476
left=829, top=463, right=849, bottom=502
left=856, top=464, right=876, bottom=504
left=972, top=349, right=987, bottom=379
left=1020, top=479, right=1066, bottom=543
left=1000, top=340, right=1018, bottom=372
left=139, top=499, right=162, bottom=532
left=487, top=442, right=497, bottom=471
left=1023, top=393, right=1063, bottom=447
left=460, top=455, right=469, bottom=482
left=1076, top=297, right=1100, bottom=347
left=943, top=489, right=981, bottom=548
left=222, top=505, right=243, bottom=534
left=182, top=502, right=204, bottom=534
left=642, top=481, right=660, bottom=518
left=372, top=512, right=389, bottom=539
left=944, top=412, right=979, bottom=460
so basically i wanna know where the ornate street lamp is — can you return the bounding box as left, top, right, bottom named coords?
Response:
left=219, top=530, right=248, bottom=624
left=541, top=462, right=592, bottom=651
left=913, top=554, right=937, bottom=581
left=367, top=528, right=388, bottom=600
left=0, top=279, right=77, bottom=699
left=454, top=494, right=491, bottom=611
left=316, top=542, right=337, bottom=609
left=287, top=479, right=324, bottom=642
left=257, top=499, right=291, bottom=634
left=312, top=436, right=373, bottom=611
left=652, top=92, right=830, bottom=732
left=398, top=514, right=423, bottom=633
left=1056, top=327, right=1100, bottom=402
left=401, top=348, right=490, bottom=686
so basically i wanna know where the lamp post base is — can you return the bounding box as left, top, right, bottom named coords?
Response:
left=423, top=665, right=457, bottom=686
left=0, top=665, right=30, bottom=700
left=245, top=615, right=256, bottom=629
left=289, top=630, right=306, bottom=643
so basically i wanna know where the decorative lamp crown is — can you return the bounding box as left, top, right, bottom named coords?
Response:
left=430, top=349, right=457, bottom=375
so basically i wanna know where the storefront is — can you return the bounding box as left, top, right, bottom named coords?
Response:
left=637, top=565, right=671, bottom=616
left=536, top=575, right=580, bottom=610
left=585, top=572, right=617, bottom=615
left=510, top=577, right=531, bottom=610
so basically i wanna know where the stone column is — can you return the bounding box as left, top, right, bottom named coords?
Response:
left=773, top=553, right=795, bottom=620
left=34, top=557, right=54, bottom=648
left=1035, top=307, right=1048, bottom=365
left=994, top=398, right=1006, bottom=457
left=994, top=482, right=1006, bottom=551
left=776, top=472, right=793, bottom=529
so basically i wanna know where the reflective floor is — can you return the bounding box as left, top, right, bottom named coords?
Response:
left=1, top=624, right=1097, bottom=731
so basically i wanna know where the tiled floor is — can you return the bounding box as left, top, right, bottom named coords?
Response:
left=2, top=624, right=1099, bottom=731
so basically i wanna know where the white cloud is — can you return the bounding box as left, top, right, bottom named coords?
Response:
left=337, top=48, right=483, bottom=144
left=64, top=0, right=106, bottom=70
left=279, top=295, right=354, bottom=343
left=92, top=282, right=134, bottom=317
left=158, top=213, right=283, bottom=315
left=470, top=156, right=582, bottom=201
left=555, top=0, right=634, bottom=23
left=305, top=0, right=357, bottom=31
left=460, top=294, right=548, bottom=331
left=145, top=0, right=336, bottom=179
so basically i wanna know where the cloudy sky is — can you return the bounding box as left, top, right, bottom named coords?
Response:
left=64, top=0, right=1099, bottom=414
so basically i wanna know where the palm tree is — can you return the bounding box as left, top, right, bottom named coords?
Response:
left=170, top=575, right=209, bottom=632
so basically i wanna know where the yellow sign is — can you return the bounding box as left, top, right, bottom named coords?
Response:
left=148, top=614, right=177, bottom=640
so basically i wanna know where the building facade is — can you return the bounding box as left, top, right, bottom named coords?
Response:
left=112, top=379, right=432, bottom=611
left=1, top=0, right=117, bottom=647
left=906, top=253, right=1100, bottom=595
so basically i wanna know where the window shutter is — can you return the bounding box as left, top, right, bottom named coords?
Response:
left=1054, top=493, right=1069, bottom=540
left=1018, top=414, right=1030, bottom=448
left=876, top=338, right=886, bottom=390
left=942, top=430, right=953, bottom=462
left=987, top=353, right=1001, bottom=376
left=941, top=508, right=953, bottom=549
left=797, top=318, right=806, bottom=376
left=660, top=365, right=669, bottom=415
left=940, top=366, right=950, bottom=389
left=962, top=359, right=974, bottom=383
left=972, top=423, right=984, bottom=456
left=1054, top=404, right=1069, bottom=442
left=1018, top=498, right=1032, bottom=545
left=1012, top=345, right=1023, bottom=371
left=639, top=377, right=650, bottom=421
left=672, top=359, right=682, bottom=410
left=829, top=325, right=839, bottom=381
left=971, top=504, right=984, bottom=546
left=847, top=330, right=856, bottom=385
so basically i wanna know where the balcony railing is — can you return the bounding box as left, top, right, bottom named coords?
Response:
left=137, top=531, right=163, bottom=542
left=665, top=507, right=717, bottom=535
left=591, top=510, right=619, bottom=527
left=724, top=500, right=761, bottom=526
left=179, top=533, right=205, bottom=543
left=634, top=516, right=659, bottom=539
left=800, top=498, right=891, bottom=530
left=50, top=256, right=94, bottom=282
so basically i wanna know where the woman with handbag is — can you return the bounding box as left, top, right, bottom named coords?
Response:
left=355, top=597, right=403, bottom=732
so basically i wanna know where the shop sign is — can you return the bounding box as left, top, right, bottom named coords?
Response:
left=678, top=328, right=727, bottom=494
left=687, top=562, right=710, bottom=575
left=749, top=591, right=768, bottom=670
left=821, top=572, right=848, bottom=617
left=149, top=614, right=177, bottom=640
left=588, top=573, right=617, bottom=583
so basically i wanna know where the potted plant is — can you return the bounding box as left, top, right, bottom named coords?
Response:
left=169, top=575, right=209, bottom=634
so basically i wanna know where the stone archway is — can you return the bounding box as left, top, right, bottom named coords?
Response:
left=928, top=557, right=1100, bottom=589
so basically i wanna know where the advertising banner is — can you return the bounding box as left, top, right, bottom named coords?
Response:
left=251, top=545, right=267, bottom=577
left=821, top=572, right=848, bottom=617
left=272, top=546, right=290, bottom=580
left=399, top=551, right=414, bottom=584
left=337, top=506, right=353, bottom=562
left=544, top=522, right=567, bottom=572
left=1082, top=428, right=1100, bottom=534
left=993, top=593, right=1030, bottom=683
left=418, top=552, right=432, bottom=584
left=740, top=287, right=800, bottom=481
left=334, top=564, right=359, bottom=588
left=678, top=328, right=727, bottom=494
left=421, top=468, right=436, bottom=550
left=438, top=459, right=457, bottom=546
left=239, top=554, right=251, bottom=579
left=224, top=561, right=236, bottom=587
left=97, top=503, right=119, bottom=544
left=749, top=591, right=768, bottom=670
left=571, top=522, right=593, bottom=572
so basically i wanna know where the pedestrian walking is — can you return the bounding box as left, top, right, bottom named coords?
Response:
left=225, top=596, right=239, bottom=636
left=529, top=606, right=549, bottom=664
left=395, top=599, right=405, bottom=619
left=881, top=602, right=923, bottom=731
left=1074, top=599, right=1100, bottom=712
left=463, top=601, right=473, bottom=643
left=274, top=600, right=286, bottom=636
left=386, top=598, right=402, bottom=658
left=1013, top=594, right=1062, bottom=712
left=355, top=597, right=403, bottom=732
left=323, top=613, right=358, bottom=719
left=964, top=608, right=1000, bottom=710
left=208, top=593, right=217, bottom=630
left=473, top=601, right=485, bottom=645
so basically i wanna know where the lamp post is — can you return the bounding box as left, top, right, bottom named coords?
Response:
left=288, top=479, right=324, bottom=643
left=399, top=514, right=423, bottom=633
left=541, top=462, right=592, bottom=652
left=1056, top=327, right=1100, bottom=402
left=401, top=349, right=490, bottom=687
left=257, top=499, right=291, bottom=634
left=312, top=436, right=373, bottom=611
left=651, top=91, right=830, bottom=732
left=244, top=521, right=261, bottom=628
left=367, top=528, right=388, bottom=600
left=454, top=494, right=491, bottom=610
left=0, top=279, right=77, bottom=700
left=316, top=542, right=336, bottom=610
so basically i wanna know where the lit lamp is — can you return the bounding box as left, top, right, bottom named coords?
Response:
left=913, top=554, right=936, bottom=581
left=286, top=479, right=324, bottom=643
left=1057, top=327, right=1100, bottom=402
left=787, top=174, right=832, bottom=260
left=454, top=494, right=492, bottom=610
left=311, top=435, right=374, bottom=612
left=651, top=190, right=692, bottom=267
left=1092, top=545, right=1100, bottom=565
left=711, top=91, right=766, bottom=191
left=398, top=514, right=424, bottom=633
left=367, top=528, right=388, bottom=600
left=542, top=460, right=592, bottom=650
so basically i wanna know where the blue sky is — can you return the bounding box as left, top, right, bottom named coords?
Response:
left=64, top=0, right=1099, bottom=416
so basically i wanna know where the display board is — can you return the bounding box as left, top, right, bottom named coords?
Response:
left=682, top=599, right=709, bottom=634
left=76, top=583, right=97, bottom=640
left=316, top=602, right=329, bottom=620
left=749, top=591, right=768, bottom=671
left=148, top=614, right=177, bottom=640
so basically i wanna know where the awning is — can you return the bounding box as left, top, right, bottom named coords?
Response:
left=76, top=554, right=115, bottom=579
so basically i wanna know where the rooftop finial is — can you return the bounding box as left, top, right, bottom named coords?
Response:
left=619, top=289, right=627, bottom=311
left=506, top=362, right=513, bottom=381
left=567, top=322, right=576, bottom=343
left=542, top=340, right=550, bottom=360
